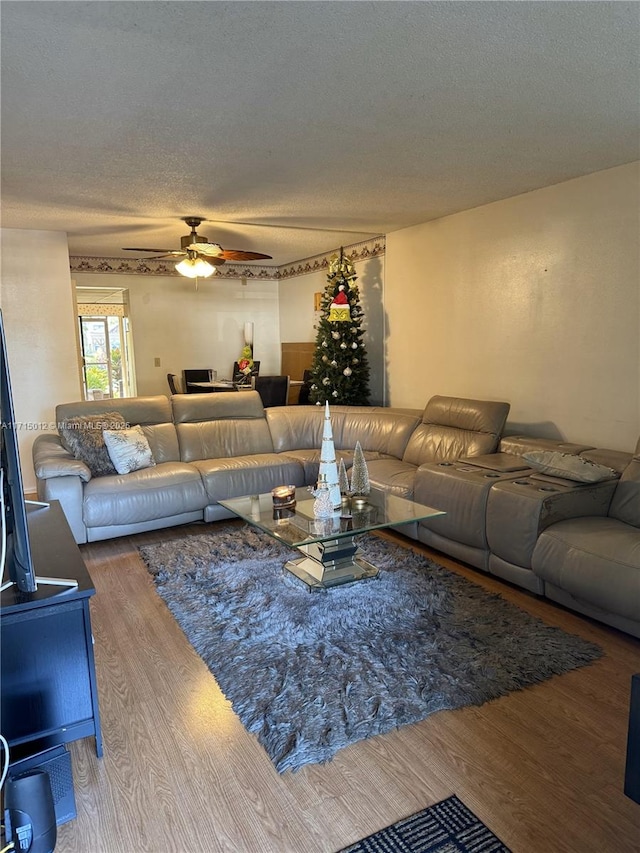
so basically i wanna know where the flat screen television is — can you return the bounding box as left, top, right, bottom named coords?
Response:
left=0, top=310, right=76, bottom=595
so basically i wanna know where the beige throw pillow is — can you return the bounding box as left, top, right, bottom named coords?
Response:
left=522, top=450, right=618, bottom=483
left=103, top=425, right=156, bottom=474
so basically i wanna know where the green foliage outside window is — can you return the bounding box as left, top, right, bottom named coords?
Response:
left=85, top=364, right=108, bottom=391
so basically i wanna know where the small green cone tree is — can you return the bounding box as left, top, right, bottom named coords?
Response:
left=309, top=249, right=370, bottom=406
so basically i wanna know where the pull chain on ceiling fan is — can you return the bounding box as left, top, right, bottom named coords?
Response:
left=122, top=216, right=273, bottom=279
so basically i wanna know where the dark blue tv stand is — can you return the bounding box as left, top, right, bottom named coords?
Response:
left=0, top=501, right=103, bottom=759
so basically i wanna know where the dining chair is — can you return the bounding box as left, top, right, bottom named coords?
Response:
left=232, top=361, right=260, bottom=386
left=167, top=373, right=181, bottom=394
left=183, top=369, right=213, bottom=393
left=255, top=375, right=290, bottom=407
left=298, top=369, right=313, bottom=405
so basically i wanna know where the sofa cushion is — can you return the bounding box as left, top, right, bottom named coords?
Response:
left=608, top=457, right=640, bottom=528
left=59, top=412, right=126, bottom=477
left=192, top=454, right=306, bottom=503
left=172, top=391, right=275, bottom=462
left=403, top=396, right=510, bottom=467
left=103, top=425, right=156, bottom=474
left=532, top=516, right=640, bottom=622
left=522, top=451, right=618, bottom=483
left=82, top=462, right=207, bottom=528
left=266, top=405, right=421, bottom=460
left=336, top=408, right=422, bottom=459
left=56, top=396, right=181, bottom=463
left=579, top=448, right=633, bottom=475
left=499, top=436, right=594, bottom=456
left=366, top=459, right=419, bottom=499
left=57, top=395, right=173, bottom=426
left=279, top=448, right=393, bottom=486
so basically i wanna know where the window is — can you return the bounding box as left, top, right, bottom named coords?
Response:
left=76, top=292, right=137, bottom=400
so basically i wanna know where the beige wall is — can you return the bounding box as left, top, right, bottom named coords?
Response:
left=73, top=272, right=281, bottom=396
left=278, top=254, right=386, bottom=405
left=386, top=163, right=640, bottom=451
left=0, top=229, right=81, bottom=490
left=2, top=161, right=638, bottom=498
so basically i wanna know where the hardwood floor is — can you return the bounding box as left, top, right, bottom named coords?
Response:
left=55, top=522, right=640, bottom=853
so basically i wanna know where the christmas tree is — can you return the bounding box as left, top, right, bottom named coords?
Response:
left=309, top=249, right=370, bottom=406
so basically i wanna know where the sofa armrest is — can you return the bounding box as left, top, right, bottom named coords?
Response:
left=33, top=434, right=89, bottom=544
left=33, top=433, right=91, bottom=482
left=486, top=475, right=618, bottom=570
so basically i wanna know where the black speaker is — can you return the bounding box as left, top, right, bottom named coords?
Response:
left=4, top=770, right=57, bottom=853
left=8, top=746, right=76, bottom=826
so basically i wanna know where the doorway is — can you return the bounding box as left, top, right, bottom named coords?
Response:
left=75, top=287, right=137, bottom=400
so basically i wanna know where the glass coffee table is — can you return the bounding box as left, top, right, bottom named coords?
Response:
left=219, top=487, right=445, bottom=591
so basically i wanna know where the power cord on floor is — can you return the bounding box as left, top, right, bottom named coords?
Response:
left=0, top=734, right=9, bottom=791
left=0, top=734, right=13, bottom=852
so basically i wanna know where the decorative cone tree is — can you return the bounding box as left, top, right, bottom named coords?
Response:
left=309, top=249, right=370, bottom=406
left=350, top=440, right=370, bottom=496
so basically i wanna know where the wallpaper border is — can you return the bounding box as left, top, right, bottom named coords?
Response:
left=69, top=235, right=385, bottom=280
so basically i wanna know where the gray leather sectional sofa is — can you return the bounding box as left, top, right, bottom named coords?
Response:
left=32, top=392, right=640, bottom=637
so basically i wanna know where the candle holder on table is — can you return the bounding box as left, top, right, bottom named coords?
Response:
left=271, top=485, right=296, bottom=510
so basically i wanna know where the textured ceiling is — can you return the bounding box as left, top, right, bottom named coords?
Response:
left=2, top=2, right=639, bottom=266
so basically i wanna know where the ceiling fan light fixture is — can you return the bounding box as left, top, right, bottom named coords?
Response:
left=175, top=257, right=216, bottom=279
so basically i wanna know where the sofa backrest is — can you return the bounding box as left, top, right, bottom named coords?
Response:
left=500, top=435, right=594, bottom=456
left=402, top=395, right=510, bottom=466
left=266, top=405, right=421, bottom=460
left=608, top=436, right=640, bottom=528
left=56, top=395, right=180, bottom=463
left=579, top=447, right=634, bottom=475
left=171, top=391, right=274, bottom=462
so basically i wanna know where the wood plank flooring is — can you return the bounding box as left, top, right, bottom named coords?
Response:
left=55, top=522, right=640, bottom=853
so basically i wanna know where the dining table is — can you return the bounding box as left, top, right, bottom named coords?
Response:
left=189, top=381, right=254, bottom=392
left=190, top=378, right=305, bottom=397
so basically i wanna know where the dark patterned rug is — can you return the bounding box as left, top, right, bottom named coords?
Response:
left=339, top=795, right=510, bottom=852
left=139, top=525, right=603, bottom=773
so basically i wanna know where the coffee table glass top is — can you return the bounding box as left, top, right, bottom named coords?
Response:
left=219, top=487, right=444, bottom=549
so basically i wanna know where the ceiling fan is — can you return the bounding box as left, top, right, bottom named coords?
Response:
left=122, top=216, right=272, bottom=278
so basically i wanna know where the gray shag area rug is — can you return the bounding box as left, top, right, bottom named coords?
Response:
left=139, top=525, right=603, bottom=773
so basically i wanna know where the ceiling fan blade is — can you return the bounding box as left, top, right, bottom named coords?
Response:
left=187, top=242, right=271, bottom=262
left=195, top=252, right=226, bottom=266
left=121, top=247, right=183, bottom=254
left=145, top=253, right=188, bottom=261
left=217, top=249, right=273, bottom=261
